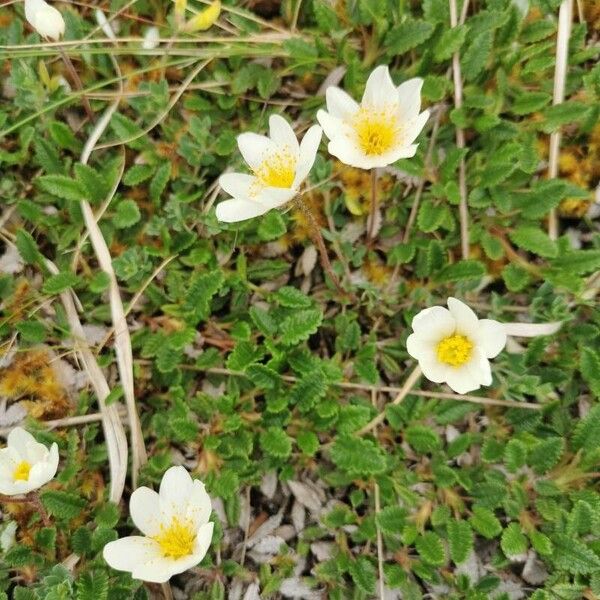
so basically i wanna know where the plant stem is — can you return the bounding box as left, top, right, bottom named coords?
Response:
left=0, top=492, right=51, bottom=526
left=449, top=0, right=470, bottom=260
left=58, top=48, right=95, bottom=122
left=161, top=583, right=174, bottom=600
left=367, top=168, right=378, bottom=243
left=29, top=491, right=51, bottom=527
left=357, top=365, right=422, bottom=436
left=296, top=198, right=354, bottom=301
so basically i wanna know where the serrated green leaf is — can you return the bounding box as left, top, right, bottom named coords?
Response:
left=331, top=435, right=386, bottom=476
left=469, top=505, right=502, bottom=539
left=385, top=19, right=434, bottom=54
left=447, top=520, right=474, bottom=564
left=37, top=175, right=85, bottom=201
left=416, top=531, right=446, bottom=566
left=280, top=309, right=323, bottom=346
left=260, top=427, right=292, bottom=459
left=42, top=272, right=80, bottom=295
left=501, top=523, right=528, bottom=558
left=510, top=226, right=558, bottom=258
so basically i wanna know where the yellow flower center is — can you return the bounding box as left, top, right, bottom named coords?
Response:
left=13, top=461, right=32, bottom=481
left=153, top=517, right=196, bottom=559
left=437, top=334, right=474, bottom=367
left=255, top=147, right=296, bottom=188
left=353, top=106, right=400, bottom=156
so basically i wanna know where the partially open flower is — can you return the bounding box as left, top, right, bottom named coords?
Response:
left=0, top=427, right=59, bottom=496
left=216, top=114, right=322, bottom=223
left=103, top=466, right=214, bottom=583
left=24, top=0, right=65, bottom=41
left=317, top=65, right=429, bottom=170
left=407, top=298, right=507, bottom=394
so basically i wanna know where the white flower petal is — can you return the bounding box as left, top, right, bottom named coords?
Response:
left=130, top=487, right=162, bottom=536
left=186, top=481, right=212, bottom=530
left=259, top=187, right=297, bottom=208
left=444, top=364, right=483, bottom=394
left=361, top=143, right=419, bottom=169
left=237, top=133, right=274, bottom=170
left=411, top=306, right=455, bottom=340
left=216, top=198, right=269, bottom=223
left=418, top=356, right=450, bottom=384
left=132, top=552, right=201, bottom=583
left=159, top=466, right=193, bottom=519
left=316, top=110, right=348, bottom=142
left=293, top=125, right=322, bottom=187
left=142, top=26, right=160, bottom=50
left=25, top=0, right=65, bottom=40
left=269, top=115, right=299, bottom=155
left=362, top=65, right=397, bottom=108
left=447, top=297, right=480, bottom=337
left=103, top=536, right=162, bottom=575
left=192, top=521, right=214, bottom=561
left=477, top=319, right=507, bottom=358
left=403, top=110, right=430, bottom=145
left=325, top=86, right=359, bottom=119
left=7, top=427, right=35, bottom=457
left=327, top=138, right=372, bottom=169
left=219, top=173, right=257, bottom=199
left=396, top=77, right=424, bottom=121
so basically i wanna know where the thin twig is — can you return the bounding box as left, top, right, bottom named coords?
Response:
left=296, top=197, right=355, bottom=301
left=58, top=49, right=94, bottom=121
left=367, top=168, right=378, bottom=243
left=357, top=365, right=422, bottom=436
left=449, top=0, right=470, bottom=260
left=176, top=365, right=543, bottom=411
left=548, top=0, right=573, bottom=240
left=29, top=491, right=51, bottom=527
left=160, top=582, right=174, bottom=600
left=0, top=409, right=128, bottom=437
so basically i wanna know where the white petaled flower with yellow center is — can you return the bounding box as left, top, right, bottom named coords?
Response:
left=317, top=65, right=430, bottom=170
left=24, top=0, right=65, bottom=41
left=103, top=466, right=214, bottom=583
left=216, top=114, right=322, bottom=223
left=407, top=298, right=507, bottom=394
left=0, top=427, right=59, bottom=496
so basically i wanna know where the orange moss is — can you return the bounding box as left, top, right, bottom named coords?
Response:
left=0, top=349, right=70, bottom=419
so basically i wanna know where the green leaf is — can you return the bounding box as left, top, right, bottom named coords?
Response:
left=434, top=25, right=469, bottom=62
left=289, top=369, right=328, bottom=412
left=376, top=506, right=407, bottom=535
left=418, top=199, right=446, bottom=232
left=469, top=505, right=502, bottom=539
left=123, top=164, right=154, bottom=186
left=529, top=437, right=564, bottom=474
left=581, top=348, right=600, bottom=398
left=385, top=19, right=434, bottom=54
left=42, top=272, right=80, bottom=295
left=113, top=200, right=141, bottom=228
left=273, top=286, right=312, bottom=308
left=260, top=427, right=292, bottom=459
left=76, top=571, right=108, bottom=600
left=530, top=530, right=553, bottom=556
left=502, top=263, right=531, bottom=292
left=37, top=175, right=85, bottom=201
left=297, top=430, right=319, bottom=456
left=504, top=438, right=527, bottom=472
left=416, top=531, right=446, bottom=566
left=183, top=270, right=225, bottom=323
left=509, top=226, right=558, bottom=258
left=447, top=520, right=473, bottom=564
left=551, top=250, right=600, bottom=275
left=49, top=121, right=81, bottom=151
left=226, top=341, right=263, bottom=370
left=405, top=425, right=441, bottom=453
left=149, top=161, right=171, bottom=202
left=41, top=490, right=86, bottom=519
left=573, top=405, right=600, bottom=450
left=348, top=556, right=376, bottom=594
left=462, top=31, right=493, bottom=80
left=551, top=534, right=600, bottom=574
left=74, top=164, right=107, bottom=203
left=512, top=91, right=552, bottom=115
left=436, top=260, right=486, bottom=283
left=257, top=210, right=286, bottom=241
left=330, top=435, right=386, bottom=476
left=15, top=230, right=44, bottom=266
left=280, top=309, right=323, bottom=345
left=501, top=523, right=528, bottom=558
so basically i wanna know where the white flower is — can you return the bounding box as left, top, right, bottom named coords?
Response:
left=406, top=298, right=507, bottom=394
left=317, top=65, right=429, bottom=170
left=216, top=114, right=322, bottom=223
left=142, top=26, right=160, bottom=50
left=103, top=466, right=214, bottom=583
left=0, top=427, right=59, bottom=496
left=24, top=0, right=65, bottom=41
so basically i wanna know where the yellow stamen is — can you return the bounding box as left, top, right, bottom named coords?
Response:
left=437, top=335, right=473, bottom=367
left=153, top=517, right=196, bottom=559
left=353, top=106, right=400, bottom=156
left=13, top=461, right=32, bottom=481
left=255, top=147, right=296, bottom=189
